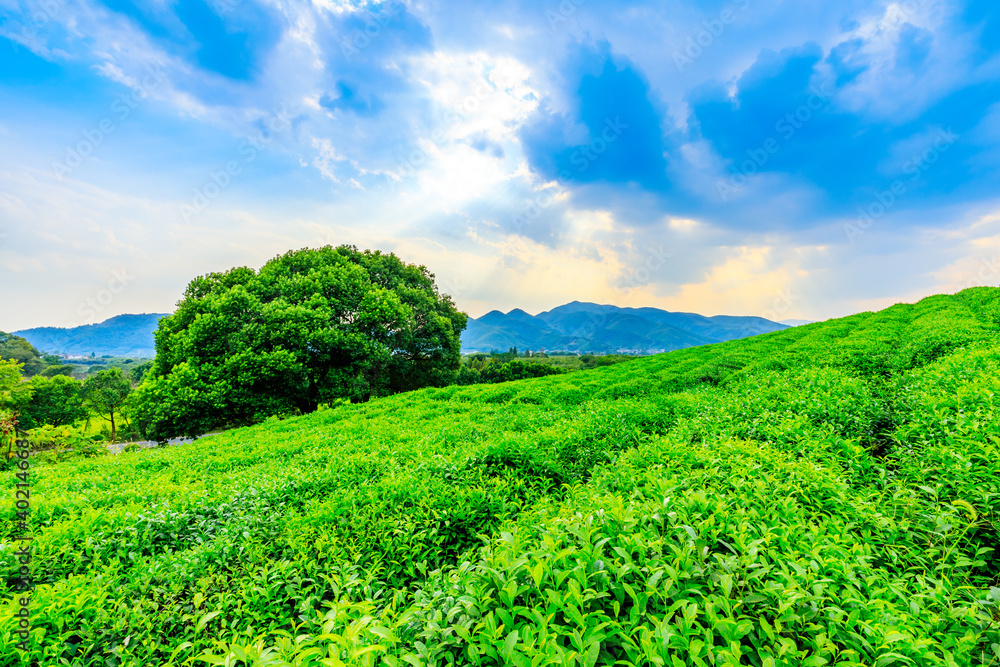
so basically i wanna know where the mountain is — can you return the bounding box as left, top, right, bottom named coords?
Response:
left=14, top=313, right=168, bottom=358
left=12, top=303, right=787, bottom=358
left=461, top=301, right=788, bottom=353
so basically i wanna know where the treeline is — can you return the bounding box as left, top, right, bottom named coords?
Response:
left=456, top=359, right=565, bottom=384
left=1, top=332, right=142, bottom=462
left=0, top=331, right=152, bottom=381
left=456, top=348, right=635, bottom=385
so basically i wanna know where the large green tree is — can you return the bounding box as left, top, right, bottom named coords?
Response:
left=132, top=246, right=467, bottom=439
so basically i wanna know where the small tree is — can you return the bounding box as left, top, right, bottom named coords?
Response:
left=0, top=409, right=17, bottom=462
left=83, top=369, right=131, bottom=441
left=0, top=356, right=32, bottom=458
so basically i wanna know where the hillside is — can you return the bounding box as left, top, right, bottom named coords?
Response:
left=2, top=288, right=999, bottom=665
left=462, top=301, right=787, bottom=353
left=14, top=313, right=168, bottom=357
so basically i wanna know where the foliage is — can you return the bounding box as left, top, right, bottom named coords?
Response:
left=18, top=375, right=89, bottom=431
left=82, top=369, right=132, bottom=442
left=0, top=410, right=16, bottom=463
left=129, top=360, right=153, bottom=385
left=0, top=356, right=33, bottom=428
left=40, top=364, right=75, bottom=377
left=132, top=246, right=467, bottom=440
left=2, top=287, right=1000, bottom=665
left=0, top=332, right=46, bottom=376
left=65, top=356, right=156, bottom=380
left=457, top=352, right=633, bottom=385
left=456, top=359, right=566, bottom=385
left=24, top=424, right=107, bottom=463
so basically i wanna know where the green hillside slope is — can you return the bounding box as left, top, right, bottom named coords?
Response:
left=3, top=288, right=1000, bottom=666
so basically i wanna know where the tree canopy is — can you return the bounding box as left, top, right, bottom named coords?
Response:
left=0, top=332, right=46, bottom=377
left=20, top=374, right=88, bottom=431
left=0, top=356, right=31, bottom=445
left=82, top=369, right=132, bottom=441
left=131, top=246, right=467, bottom=439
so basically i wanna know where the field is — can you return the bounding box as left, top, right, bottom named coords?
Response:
left=65, top=357, right=153, bottom=380
left=2, top=288, right=1000, bottom=666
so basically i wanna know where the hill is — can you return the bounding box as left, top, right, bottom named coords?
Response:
left=13, top=313, right=168, bottom=357
left=462, top=301, right=787, bottom=353
left=2, top=288, right=999, bottom=664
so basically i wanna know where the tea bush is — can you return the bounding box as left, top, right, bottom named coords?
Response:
left=2, top=288, right=999, bottom=665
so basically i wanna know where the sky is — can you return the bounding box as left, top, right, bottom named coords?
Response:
left=0, top=0, right=999, bottom=331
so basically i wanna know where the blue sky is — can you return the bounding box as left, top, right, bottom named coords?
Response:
left=1, top=0, right=999, bottom=330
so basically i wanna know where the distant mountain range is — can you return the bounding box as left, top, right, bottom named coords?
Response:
left=15, top=314, right=168, bottom=358
left=11, top=304, right=789, bottom=358
left=462, top=302, right=788, bottom=354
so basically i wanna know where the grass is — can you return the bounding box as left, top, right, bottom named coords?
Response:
left=2, top=287, right=1000, bottom=666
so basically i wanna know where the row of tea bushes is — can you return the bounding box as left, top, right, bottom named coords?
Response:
left=2, top=288, right=999, bottom=665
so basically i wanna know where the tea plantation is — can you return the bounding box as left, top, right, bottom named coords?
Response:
left=3, top=288, right=999, bottom=666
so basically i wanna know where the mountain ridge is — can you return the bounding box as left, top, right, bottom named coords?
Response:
left=14, top=313, right=168, bottom=358
left=462, top=302, right=787, bottom=353
left=11, top=304, right=789, bottom=358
